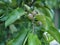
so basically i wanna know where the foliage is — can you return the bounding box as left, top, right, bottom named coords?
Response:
left=0, top=0, right=60, bottom=45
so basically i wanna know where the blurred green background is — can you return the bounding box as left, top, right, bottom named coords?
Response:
left=0, top=0, right=60, bottom=45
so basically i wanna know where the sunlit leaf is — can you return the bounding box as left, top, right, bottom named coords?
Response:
left=5, top=8, right=25, bottom=27
left=47, top=26, right=60, bottom=43
left=7, top=29, right=28, bottom=45
left=28, top=33, right=41, bottom=45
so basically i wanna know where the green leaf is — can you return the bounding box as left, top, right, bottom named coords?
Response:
left=5, top=8, right=25, bottom=27
left=28, top=33, right=41, bottom=45
left=9, top=24, right=17, bottom=34
left=43, top=7, right=54, bottom=19
left=45, top=16, right=54, bottom=27
left=45, top=0, right=57, bottom=8
left=10, top=0, right=17, bottom=7
left=47, top=26, right=60, bottom=43
left=0, top=9, right=4, bottom=15
left=37, top=7, right=54, bottom=19
left=0, top=1, right=5, bottom=5
left=45, top=16, right=60, bottom=43
left=35, top=15, right=60, bottom=43
left=7, top=29, right=28, bottom=45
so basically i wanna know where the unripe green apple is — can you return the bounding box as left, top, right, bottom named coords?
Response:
left=28, top=13, right=34, bottom=20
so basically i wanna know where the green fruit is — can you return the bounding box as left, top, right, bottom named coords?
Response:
left=36, top=21, right=42, bottom=26
left=28, top=13, right=34, bottom=20
left=32, top=11, right=37, bottom=16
